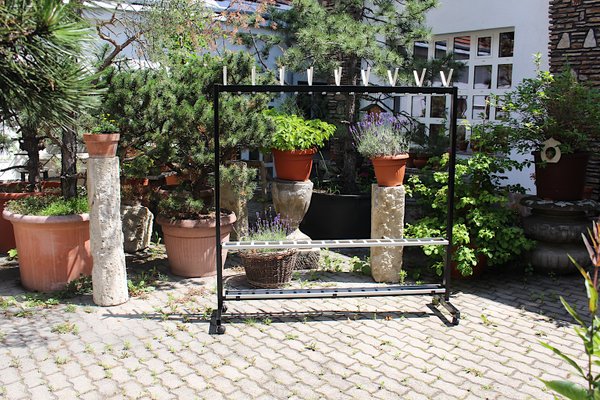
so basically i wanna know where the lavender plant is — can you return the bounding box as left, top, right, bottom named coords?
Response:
left=351, top=113, right=411, bottom=159
left=244, top=210, right=293, bottom=252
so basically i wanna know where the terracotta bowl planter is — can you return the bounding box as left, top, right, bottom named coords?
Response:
left=372, top=154, right=409, bottom=187
left=2, top=210, right=92, bottom=292
left=83, top=133, right=120, bottom=158
left=272, top=148, right=317, bottom=181
left=157, top=212, right=236, bottom=278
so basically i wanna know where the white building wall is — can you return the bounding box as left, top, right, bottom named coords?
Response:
left=426, top=0, right=550, bottom=193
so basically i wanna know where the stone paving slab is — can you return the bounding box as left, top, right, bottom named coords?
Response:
left=0, top=249, right=589, bottom=400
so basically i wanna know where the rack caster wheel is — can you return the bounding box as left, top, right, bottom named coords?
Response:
left=215, top=325, right=226, bottom=334
left=221, top=305, right=228, bottom=312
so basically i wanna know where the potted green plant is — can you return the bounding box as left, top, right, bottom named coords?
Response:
left=264, top=110, right=336, bottom=181
left=102, top=52, right=271, bottom=277
left=82, top=114, right=120, bottom=158
left=499, top=58, right=600, bottom=200
left=408, top=123, right=449, bottom=169
left=239, top=211, right=297, bottom=288
left=351, top=112, right=411, bottom=186
left=3, top=194, right=92, bottom=291
left=405, top=134, right=534, bottom=277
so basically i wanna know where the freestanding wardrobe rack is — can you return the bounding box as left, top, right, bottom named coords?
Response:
left=211, top=83, right=459, bottom=334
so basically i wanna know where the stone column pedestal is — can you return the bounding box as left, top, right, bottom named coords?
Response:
left=521, top=196, right=598, bottom=274
left=88, top=157, right=129, bottom=306
left=272, top=179, right=319, bottom=269
left=371, top=184, right=405, bottom=283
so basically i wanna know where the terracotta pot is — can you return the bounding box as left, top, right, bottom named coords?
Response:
left=157, top=212, right=236, bottom=278
left=83, top=133, right=120, bottom=158
left=533, top=151, right=589, bottom=201
left=0, top=182, right=61, bottom=253
left=371, top=154, right=409, bottom=187
left=412, top=155, right=429, bottom=169
left=2, top=210, right=92, bottom=291
left=272, top=148, right=317, bottom=181
left=0, top=192, right=35, bottom=253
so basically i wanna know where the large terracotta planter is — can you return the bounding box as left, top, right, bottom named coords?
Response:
left=272, top=148, right=317, bottom=181
left=83, top=133, right=120, bottom=158
left=372, top=154, right=409, bottom=187
left=2, top=210, right=92, bottom=292
left=157, top=212, right=236, bottom=277
left=0, top=182, right=61, bottom=253
left=533, top=151, right=589, bottom=201
left=0, top=192, right=34, bottom=253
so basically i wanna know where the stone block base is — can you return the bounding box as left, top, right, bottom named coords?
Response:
left=371, top=184, right=405, bottom=283
left=121, top=204, right=154, bottom=253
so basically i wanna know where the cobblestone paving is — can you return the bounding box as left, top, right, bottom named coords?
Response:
left=0, top=249, right=589, bottom=400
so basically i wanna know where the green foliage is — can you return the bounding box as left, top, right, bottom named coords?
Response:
left=90, top=114, right=118, bottom=134
left=158, top=192, right=205, bottom=220
left=265, top=110, right=336, bottom=151
left=102, top=52, right=271, bottom=202
left=7, top=248, right=17, bottom=261
left=405, top=144, right=534, bottom=276
left=540, top=223, right=600, bottom=399
left=410, top=123, right=450, bottom=157
left=499, top=55, right=600, bottom=154
left=0, top=0, right=97, bottom=126
left=6, top=195, right=88, bottom=216
left=220, top=162, right=257, bottom=202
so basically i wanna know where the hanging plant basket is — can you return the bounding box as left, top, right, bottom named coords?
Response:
left=372, top=154, right=409, bottom=187
left=240, top=249, right=298, bottom=288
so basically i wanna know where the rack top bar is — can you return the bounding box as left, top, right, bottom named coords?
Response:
left=215, top=84, right=457, bottom=95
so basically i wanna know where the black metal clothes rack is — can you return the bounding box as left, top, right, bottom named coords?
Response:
left=211, top=84, right=459, bottom=334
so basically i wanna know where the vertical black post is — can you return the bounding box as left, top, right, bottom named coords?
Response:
left=443, top=88, right=458, bottom=301
left=214, top=84, right=225, bottom=331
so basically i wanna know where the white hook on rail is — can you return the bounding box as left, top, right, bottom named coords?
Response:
left=361, top=66, right=371, bottom=86
left=279, top=66, right=286, bottom=85
left=413, top=68, right=426, bottom=87
left=440, top=69, right=454, bottom=87
left=307, top=67, right=314, bottom=86
left=387, top=68, right=399, bottom=86
left=223, top=66, right=228, bottom=86
left=334, top=67, right=342, bottom=86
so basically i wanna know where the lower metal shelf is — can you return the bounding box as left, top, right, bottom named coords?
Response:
left=224, top=284, right=446, bottom=301
left=222, top=237, right=448, bottom=250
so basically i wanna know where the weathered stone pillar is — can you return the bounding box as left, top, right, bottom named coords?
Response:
left=88, top=158, right=129, bottom=306
left=371, top=184, right=405, bottom=283
left=272, top=179, right=319, bottom=269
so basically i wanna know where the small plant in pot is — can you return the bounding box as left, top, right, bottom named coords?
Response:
left=239, top=211, right=297, bottom=288
left=351, top=112, right=411, bottom=186
left=82, top=114, right=120, bottom=158
left=157, top=190, right=237, bottom=278
left=265, top=109, right=336, bottom=181
left=499, top=56, right=600, bottom=200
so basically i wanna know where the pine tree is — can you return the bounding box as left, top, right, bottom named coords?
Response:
left=242, top=0, right=437, bottom=191
left=102, top=52, right=272, bottom=206
left=0, top=0, right=96, bottom=192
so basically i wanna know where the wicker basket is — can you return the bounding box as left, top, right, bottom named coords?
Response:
left=239, top=249, right=298, bottom=288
